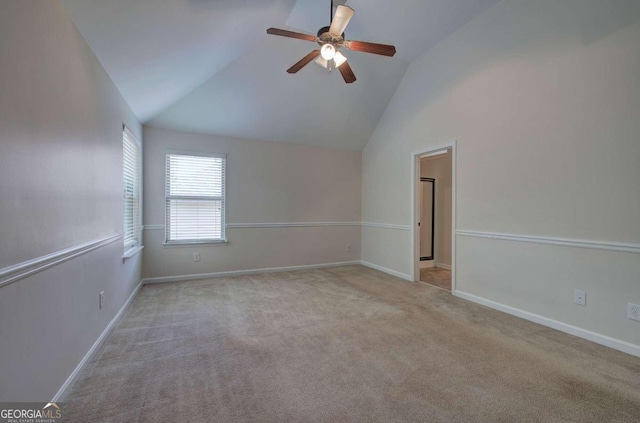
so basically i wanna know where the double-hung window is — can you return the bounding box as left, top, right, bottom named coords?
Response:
left=123, top=127, right=142, bottom=253
left=165, top=152, right=226, bottom=244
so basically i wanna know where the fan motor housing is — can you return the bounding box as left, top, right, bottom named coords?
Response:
left=317, top=26, right=344, bottom=46
left=316, top=26, right=331, bottom=37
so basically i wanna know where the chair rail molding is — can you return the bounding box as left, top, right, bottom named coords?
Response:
left=144, top=222, right=361, bottom=231
left=0, top=233, right=125, bottom=288
left=456, top=230, right=640, bottom=254
left=361, top=222, right=411, bottom=231
left=146, top=222, right=404, bottom=230
left=227, top=222, right=361, bottom=229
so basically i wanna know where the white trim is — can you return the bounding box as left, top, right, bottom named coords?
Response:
left=454, top=290, right=640, bottom=358
left=456, top=230, right=640, bottom=254
left=361, top=222, right=411, bottom=231
left=436, top=263, right=452, bottom=270
left=162, top=240, right=228, bottom=248
left=52, top=281, right=143, bottom=401
left=165, top=149, right=226, bottom=159
left=123, top=245, right=144, bottom=260
left=411, top=141, right=457, bottom=290
left=420, top=260, right=435, bottom=269
left=142, top=261, right=361, bottom=284
left=0, top=233, right=124, bottom=288
left=227, top=222, right=361, bottom=229
left=145, top=222, right=362, bottom=230
left=360, top=260, right=412, bottom=281
left=142, top=260, right=416, bottom=286
left=165, top=152, right=227, bottom=244
left=421, top=150, right=449, bottom=159
left=143, top=224, right=164, bottom=231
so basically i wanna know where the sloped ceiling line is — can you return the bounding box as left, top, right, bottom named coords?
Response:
left=61, top=0, right=499, bottom=150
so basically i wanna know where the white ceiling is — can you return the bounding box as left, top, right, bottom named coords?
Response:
left=61, top=0, right=498, bottom=150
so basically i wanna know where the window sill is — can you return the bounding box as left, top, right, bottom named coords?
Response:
left=162, top=240, right=228, bottom=248
left=123, top=245, right=144, bottom=261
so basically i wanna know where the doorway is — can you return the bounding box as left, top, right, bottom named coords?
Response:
left=412, top=142, right=456, bottom=292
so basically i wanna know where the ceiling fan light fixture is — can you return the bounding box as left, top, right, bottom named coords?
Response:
left=320, top=43, right=336, bottom=60
left=266, top=0, right=396, bottom=83
left=315, top=56, right=329, bottom=69
left=334, top=51, right=347, bottom=67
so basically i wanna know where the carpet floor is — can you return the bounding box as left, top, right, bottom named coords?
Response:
left=62, top=265, right=640, bottom=422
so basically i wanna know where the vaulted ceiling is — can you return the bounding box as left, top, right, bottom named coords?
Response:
left=61, top=0, right=498, bottom=150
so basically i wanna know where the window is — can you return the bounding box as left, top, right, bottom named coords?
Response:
left=123, top=127, right=141, bottom=252
left=165, top=152, right=226, bottom=243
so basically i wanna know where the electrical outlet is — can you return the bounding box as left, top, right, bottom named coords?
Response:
left=346, top=244, right=351, bottom=252
left=99, top=291, right=104, bottom=310
left=574, top=290, right=586, bottom=306
left=628, top=303, right=640, bottom=322
left=193, top=252, right=201, bottom=262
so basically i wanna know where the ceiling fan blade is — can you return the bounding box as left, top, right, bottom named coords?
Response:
left=287, top=50, right=321, bottom=74
left=344, top=40, right=396, bottom=57
left=338, top=61, right=356, bottom=84
left=267, top=28, right=317, bottom=42
left=329, top=5, right=355, bottom=36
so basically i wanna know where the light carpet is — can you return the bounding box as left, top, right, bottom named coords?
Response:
left=62, top=265, right=640, bottom=422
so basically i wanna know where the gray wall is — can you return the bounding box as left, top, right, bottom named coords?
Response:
left=362, top=0, right=640, bottom=349
left=143, top=126, right=361, bottom=280
left=0, top=0, right=142, bottom=401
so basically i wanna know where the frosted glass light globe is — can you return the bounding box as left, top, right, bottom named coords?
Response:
left=320, top=44, right=336, bottom=61
left=333, top=51, right=347, bottom=67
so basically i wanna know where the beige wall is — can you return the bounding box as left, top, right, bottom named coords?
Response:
left=143, top=126, right=361, bottom=279
left=420, top=153, right=452, bottom=267
left=362, top=0, right=640, bottom=350
left=0, top=1, right=142, bottom=401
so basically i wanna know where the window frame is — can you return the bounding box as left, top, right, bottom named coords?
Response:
left=123, top=126, right=143, bottom=257
left=164, top=150, right=227, bottom=245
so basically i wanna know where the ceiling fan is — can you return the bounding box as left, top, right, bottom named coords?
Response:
left=266, top=0, right=396, bottom=83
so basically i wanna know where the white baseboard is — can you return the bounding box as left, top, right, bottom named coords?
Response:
left=51, top=281, right=143, bottom=401
left=360, top=261, right=413, bottom=281
left=436, top=263, right=452, bottom=270
left=142, top=261, right=361, bottom=284
left=454, top=290, right=640, bottom=358
left=419, top=261, right=434, bottom=269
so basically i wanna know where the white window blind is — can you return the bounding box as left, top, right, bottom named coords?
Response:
left=123, top=127, right=141, bottom=250
left=165, top=153, right=226, bottom=243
